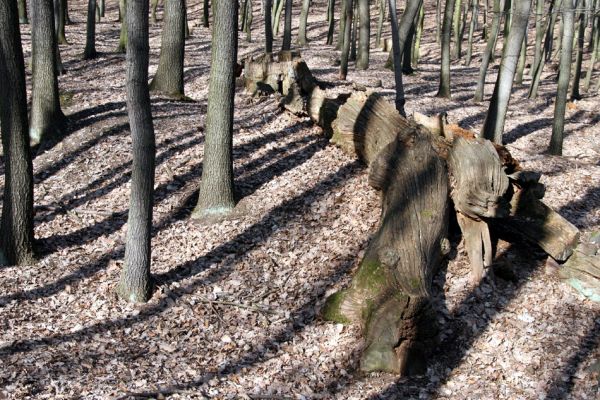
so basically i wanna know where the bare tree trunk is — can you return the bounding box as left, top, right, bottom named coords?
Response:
left=528, top=0, right=561, bottom=99
left=451, top=0, right=462, bottom=59
left=584, top=0, right=600, bottom=91
left=83, top=0, right=97, bottom=59
left=465, top=0, right=477, bottom=65
left=297, top=0, right=310, bottom=45
left=265, top=0, right=273, bottom=52
left=327, top=0, right=336, bottom=45
left=0, top=0, right=35, bottom=266
left=437, top=0, right=457, bottom=98
left=281, top=0, right=292, bottom=50
left=203, top=0, right=209, bottom=27
left=549, top=0, right=575, bottom=155
left=337, top=0, right=348, bottom=49
left=412, top=1, right=424, bottom=66
left=118, top=0, right=156, bottom=303
left=193, top=0, right=238, bottom=219
left=570, top=0, right=585, bottom=100
left=150, top=0, right=185, bottom=97
left=151, top=0, right=159, bottom=23
left=532, top=0, right=544, bottom=75
left=481, top=0, right=530, bottom=143
left=340, top=0, right=353, bottom=79
left=376, top=0, right=386, bottom=48
left=350, top=0, right=357, bottom=61
left=117, top=0, right=127, bottom=52
left=30, top=0, right=65, bottom=145
left=356, top=0, right=370, bottom=69
left=54, top=0, right=67, bottom=44
left=18, top=0, right=29, bottom=23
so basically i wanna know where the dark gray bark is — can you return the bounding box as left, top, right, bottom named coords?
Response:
left=0, top=0, right=35, bottom=266
left=192, top=0, right=237, bottom=218
left=150, top=0, right=186, bottom=97
left=30, top=0, right=65, bottom=144
left=281, top=0, right=292, bottom=50
left=54, top=0, right=67, bottom=44
left=437, top=0, right=457, bottom=98
left=203, top=0, right=209, bottom=27
left=18, top=0, right=28, bottom=23
left=297, top=0, right=310, bottom=45
left=339, top=0, right=353, bottom=79
left=549, top=0, right=575, bottom=156
left=337, top=0, right=347, bottom=49
left=118, top=0, right=156, bottom=303
left=265, top=0, right=273, bottom=52
left=83, top=0, right=97, bottom=59
left=327, top=0, right=336, bottom=45
left=350, top=0, right=357, bottom=61
left=481, top=0, right=531, bottom=143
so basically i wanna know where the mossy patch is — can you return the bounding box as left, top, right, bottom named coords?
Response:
left=354, top=258, right=387, bottom=292
left=321, top=291, right=351, bottom=324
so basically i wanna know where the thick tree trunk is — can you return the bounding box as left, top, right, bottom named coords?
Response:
left=30, top=0, right=65, bottom=145
left=281, top=0, right=292, bottom=50
left=0, top=0, right=35, bottom=266
left=118, top=0, right=156, bottom=303
left=437, top=0, right=457, bottom=98
left=549, top=0, right=575, bottom=156
left=481, top=0, right=531, bottom=143
left=192, top=0, right=237, bottom=219
left=150, top=0, right=186, bottom=98
left=356, top=0, right=369, bottom=69
left=18, top=0, right=28, bottom=23
left=265, top=0, right=273, bottom=53
left=297, top=0, right=310, bottom=46
left=83, top=0, right=97, bottom=59
left=336, top=0, right=348, bottom=50
left=474, top=0, right=504, bottom=102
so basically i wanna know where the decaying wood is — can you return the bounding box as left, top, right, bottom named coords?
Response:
left=244, top=57, right=589, bottom=374
left=559, top=237, right=600, bottom=302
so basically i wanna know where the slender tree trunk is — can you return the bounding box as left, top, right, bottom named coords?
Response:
left=571, top=0, right=585, bottom=100
left=99, top=0, right=105, bottom=16
left=118, top=0, right=156, bottom=303
left=83, top=0, right=97, bottom=59
left=203, top=0, right=209, bottom=27
left=340, top=0, right=353, bottom=79
left=117, top=0, right=127, bottom=52
left=481, top=0, right=531, bottom=143
left=436, top=0, right=442, bottom=43
left=151, top=0, right=159, bottom=23
left=0, top=0, right=35, bottom=266
left=298, top=0, right=310, bottom=45
left=549, top=0, right=575, bottom=155
left=532, top=0, right=544, bottom=75
left=402, top=21, right=415, bottom=74
left=193, top=0, right=238, bottom=219
left=376, top=0, right=386, bottom=48
left=350, top=0, right=358, bottom=61
left=265, top=0, right=273, bottom=52
left=584, top=0, right=600, bottom=91
left=327, top=0, right=336, bottom=45
left=244, top=0, right=253, bottom=42
left=437, top=0, right=457, bottom=98
left=529, top=0, right=561, bottom=99
left=273, top=0, right=284, bottom=36
left=356, top=0, right=370, bottom=69
left=465, top=0, right=477, bottom=65
left=451, top=0, right=462, bottom=59
left=150, top=0, right=185, bottom=97
left=482, top=0, right=488, bottom=40
left=474, top=0, right=505, bottom=102
left=54, top=0, right=67, bottom=44
left=515, top=24, right=527, bottom=84
left=18, top=0, right=29, bottom=23
left=337, top=0, right=348, bottom=49
left=412, top=1, right=424, bottom=66
left=281, top=0, right=292, bottom=50
left=30, top=0, right=65, bottom=145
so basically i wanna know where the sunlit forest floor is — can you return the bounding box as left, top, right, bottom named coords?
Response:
left=1, top=1, right=599, bottom=399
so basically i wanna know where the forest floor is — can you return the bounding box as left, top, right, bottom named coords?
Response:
left=1, top=1, right=600, bottom=399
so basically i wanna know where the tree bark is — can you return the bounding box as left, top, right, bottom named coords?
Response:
left=117, top=0, right=127, bottom=52
left=570, top=0, right=585, bottom=100
left=18, top=0, right=28, bottom=23
left=30, top=0, right=65, bottom=145
left=83, top=0, right=97, bottom=59
left=549, top=0, right=575, bottom=156
left=297, top=0, right=310, bottom=46
left=54, top=0, right=67, bottom=45
left=118, top=0, right=156, bottom=303
left=474, top=0, right=505, bottom=102
left=0, top=0, right=35, bottom=266
left=265, top=0, right=273, bottom=53
left=192, top=0, right=237, bottom=219
left=528, top=0, right=561, bottom=99
left=327, top=0, right=336, bottom=45
left=437, top=0, right=457, bottom=98
left=281, top=0, right=292, bottom=50
left=481, top=0, right=531, bottom=143
left=356, top=0, right=370, bottom=69
left=203, top=0, right=209, bottom=27
left=376, top=0, right=386, bottom=48
left=150, top=0, right=186, bottom=98
left=339, top=0, right=353, bottom=80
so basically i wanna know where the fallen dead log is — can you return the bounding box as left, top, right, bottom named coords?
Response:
left=244, top=57, right=589, bottom=375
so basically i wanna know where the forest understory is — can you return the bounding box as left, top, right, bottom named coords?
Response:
left=0, top=0, right=599, bottom=399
